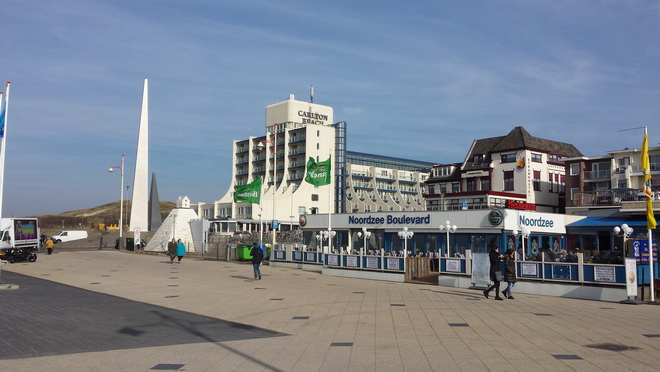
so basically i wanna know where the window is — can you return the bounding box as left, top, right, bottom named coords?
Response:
left=467, top=178, right=476, bottom=192
left=501, top=154, right=516, bottom=163
left=452, top=182, right=459, bottom=193
left=439, top=184, right=447, bottom=194
left=570, top=163, right=579, bottom=176
left=473, top=154, right=484, bottom=165
left=503, top=171, right=514, bottom=191
left=531, top=153, right=542, bottom=163
left=533, top=170, right=541, bottom=191
left=548, top=172, right=553, bottom=192
left=481, top=177, right=490, bottom=191
left=311, top=194, right=319, bottom=201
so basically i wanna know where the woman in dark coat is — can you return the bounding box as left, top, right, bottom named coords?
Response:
left=502, top=248, right=517, bottom=299
left=483, top=238, right=504, bottom=300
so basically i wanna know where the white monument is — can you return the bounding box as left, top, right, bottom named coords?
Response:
left=130, top=79, right=149, bottom=231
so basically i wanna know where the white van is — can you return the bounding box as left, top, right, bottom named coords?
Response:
left=51, top=230, right=88, bottom=243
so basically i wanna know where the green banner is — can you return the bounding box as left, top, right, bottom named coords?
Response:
left=234, top=177, right=262, bottom=204
left=305, top=156, right=331, bottom=186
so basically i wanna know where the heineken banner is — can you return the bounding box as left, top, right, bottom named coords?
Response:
left=305, top=156, right=331, bottom=186
left=234, top=177, right=262, bottom=204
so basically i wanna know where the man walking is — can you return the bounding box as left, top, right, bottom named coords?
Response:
left=250, top=242, right=263, bottom=280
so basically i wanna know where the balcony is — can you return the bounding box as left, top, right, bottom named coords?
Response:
left=571, top=188, right=646, bottom=207
left=630, top=162, right=660, bottom=173
left=583, top=170, right=611, bottom=181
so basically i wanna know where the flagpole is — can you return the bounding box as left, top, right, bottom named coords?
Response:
left=0, top=81, right=11, bottom=219
left=328, top=153, right=333, bottom=254
left=644, top=127, right=655, bottom=301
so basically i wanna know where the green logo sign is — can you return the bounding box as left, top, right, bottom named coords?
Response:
left=488, top=209, right=503, bottom=226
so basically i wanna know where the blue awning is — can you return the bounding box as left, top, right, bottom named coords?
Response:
left=567, top=217, right=649, bottom=227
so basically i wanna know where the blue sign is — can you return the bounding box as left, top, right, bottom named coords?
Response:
left=271, top=219, right=279, bottom=229
left=632, top=240, right=657, bottom=264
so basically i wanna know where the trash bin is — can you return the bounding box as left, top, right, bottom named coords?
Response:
left=237, top=245, right=251, bottom=260
left=126, top=238, right=134, bottom=251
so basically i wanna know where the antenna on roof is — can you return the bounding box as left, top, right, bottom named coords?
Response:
left=310, top=85, right=314, bottom=103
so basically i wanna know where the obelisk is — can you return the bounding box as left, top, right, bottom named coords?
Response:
left=130, top=79, right=149, bottom=231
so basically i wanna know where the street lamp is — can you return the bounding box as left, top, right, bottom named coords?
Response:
left=321, top=229, right=336, bottom=253
left=357, top=227, right=371, bottom=255
left=512, top=226, right=531, bottom=261
left=108, top=154, right=124, bottom=250
left=398, top=227, right=414, bottom=256
left=613, top=223, right=634, bottom=253
left=439, top=220, right=457, bottom=257
left=258, top=134, right=277, bottom=248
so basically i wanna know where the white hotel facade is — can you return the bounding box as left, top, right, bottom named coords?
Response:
left=196, top=95, right=432, bottom=231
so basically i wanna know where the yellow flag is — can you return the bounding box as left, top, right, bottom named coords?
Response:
left=642, top=132, right=656, bottom=229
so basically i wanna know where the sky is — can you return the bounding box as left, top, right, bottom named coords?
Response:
left=1, top=0, right=660, bottom=217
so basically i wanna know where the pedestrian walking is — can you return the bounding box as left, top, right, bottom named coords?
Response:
left=167, top=238, right=177, bottom=263
left=175, top=239, right=186, bottom=263
left=502, top=248, right=517, bottom=299
left=45, top=238, right=54, bottom=255
left=483, top=238, right=504, bottom=300
left=251, top=242, right=263, bottom=280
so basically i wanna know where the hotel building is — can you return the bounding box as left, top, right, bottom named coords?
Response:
left=196, top=95, right=433, bottom=232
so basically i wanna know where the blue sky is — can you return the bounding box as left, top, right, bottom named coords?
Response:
left=1, top=0, right=660, bottom=217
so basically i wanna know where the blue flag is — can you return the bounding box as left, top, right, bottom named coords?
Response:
left=0, top=106, right=5, bottom=139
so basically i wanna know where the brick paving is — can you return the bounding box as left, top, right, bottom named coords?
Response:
left=1, top=250, right=660, bottom=371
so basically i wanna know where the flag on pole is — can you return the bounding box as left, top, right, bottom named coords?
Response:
left=0, top=104, right=5, bottom=139
left=234, top=177, right=262, bottom=204
left=305, top=156, right=331, bottom=186
left=642, top=131, right=657, bottom=229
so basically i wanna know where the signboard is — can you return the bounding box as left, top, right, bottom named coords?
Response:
left=327, top=254, right=339, bottom=266
left=503, top=211, right=566, bottom=234
left=521, top=263, right=538, bottom=277
left=366, top=257, right=379, bottom=269
left=386, top=258, right=400, bottom=270
left=632, top=239, right=657, bottom=264
left=271, top=220, right=279, bottom=229
left=594, top=266, right=616, bottom=283
left=134, top=228, right=141, bottom=245
left=446, top=259, right=461, bottom=272
left=506, top=200, right=536, bottom=211
left=346, top=256, right=358, bottom=267
left=624, top=258, right=638, bottom=297
left=471, top=253, right=490, bottom=285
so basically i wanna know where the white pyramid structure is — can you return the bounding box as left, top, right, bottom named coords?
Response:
left=130, top=78, right=149, bottom=231
left=145, top=197, right=199, bottom=252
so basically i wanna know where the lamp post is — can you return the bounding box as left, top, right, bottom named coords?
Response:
left=439, top=220, right=457, bottom=257
left=398, top=227, right=413, bottom=256
left=512, top=226, right=530, bottom=261
left=321, top=229, right=336, bottom=253
left=357, top=227, right=371, bottom=255
left=613, top=223, right=634, bottom=253
left=258, top=134, right=277, bottom=248
left=108, top=154, right=124, bottom=250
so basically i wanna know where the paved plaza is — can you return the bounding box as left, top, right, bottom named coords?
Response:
left=1, top=250, right=660, bottom=372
